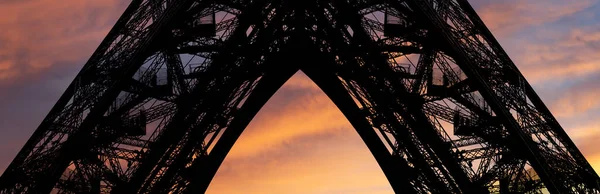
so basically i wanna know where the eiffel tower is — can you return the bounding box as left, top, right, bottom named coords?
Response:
left=1, top=0, right=599, bottom=193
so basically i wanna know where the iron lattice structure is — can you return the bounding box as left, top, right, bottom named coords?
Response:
left=1, top=0, right=599, bottom=193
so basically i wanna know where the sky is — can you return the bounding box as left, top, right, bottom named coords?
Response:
left=0, top=0, right=599, bottom=193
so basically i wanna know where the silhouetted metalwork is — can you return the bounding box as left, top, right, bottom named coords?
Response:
left=1, top=0, right=599, bottom=193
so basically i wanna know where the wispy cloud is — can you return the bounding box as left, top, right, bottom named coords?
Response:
left=515, top=27, right=600, bottom=84
left=474, top=0, right=596, bottom=36
left=209, top=103, right=392, bottom=193
left=548, top=74, right=600, bottom=119
left=472, top=0, right=600, bottom=85
left=226, top=72, right=351, bottom=159
left=0, top=0, right=127, bottom=83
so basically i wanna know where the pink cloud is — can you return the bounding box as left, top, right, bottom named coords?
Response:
left=476, top=0, right=594, bottom=36
left=473, top=0, right=600, bottom=85
left=0, top=0, right=126, bottom=83
left=512, top=28, right=600, bottom=84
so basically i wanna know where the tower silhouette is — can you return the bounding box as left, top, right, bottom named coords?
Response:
left=1, top=0, right=599, bottom=193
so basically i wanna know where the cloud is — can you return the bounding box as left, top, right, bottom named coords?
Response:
left=514, top=27, right=600, bottom=84
left=225, top=72, right=352, bottom=160
left=0, top=0, right=127, bottom=84
left=203, top=72, right=395, bottom=193
left=567, top=123, right=600, bottom=144
left=470, top=0, right=600, bottom=84
left=282, top=72, right=322, bottom=90
left=549, top=82, right=600, bottom=119
left=472, top=0, right=595, bottom=36
left=209, top=115, right=392, bottom=194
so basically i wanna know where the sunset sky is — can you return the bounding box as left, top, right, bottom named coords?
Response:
left=1, top=0, right=600, bottom=193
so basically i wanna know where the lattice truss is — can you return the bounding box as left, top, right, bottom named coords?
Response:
left=0, top=0, right=599, bottom=194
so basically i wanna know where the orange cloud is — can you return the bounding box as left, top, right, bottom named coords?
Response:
left=283, top=72, right=322, bottom=90
left=203, top=72, right=396, bottom=193
left=209, top=114, right=392, bottom=194
left=565, top=123, right=600, bottom=143
left=552, top=121, right=600, bottom=175
left=226, top=72, right=352, bottom=160
left=550, top=88, right=600, bottom=119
